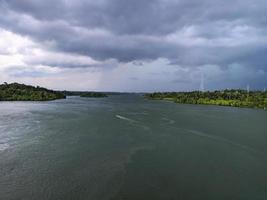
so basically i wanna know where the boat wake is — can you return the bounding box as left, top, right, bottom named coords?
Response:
left=0, top=143, right=9, bottom=152
left=115, top=115, right=150, bottom=130
left=186, top=129, right=266, bottom=157
left=116, top=115, right=137, bottom=123
left=162, top=117, right=175, bottom=124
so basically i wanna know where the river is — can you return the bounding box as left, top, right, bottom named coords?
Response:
left=0, top=95, right=267, bottom=200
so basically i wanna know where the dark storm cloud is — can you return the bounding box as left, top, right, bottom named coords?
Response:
left=0, top=0, right=267, bottom=73
left=4, top=0, right=267, bottom=33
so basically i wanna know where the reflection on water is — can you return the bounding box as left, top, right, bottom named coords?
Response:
left=0, top=95, right=267, bottom=200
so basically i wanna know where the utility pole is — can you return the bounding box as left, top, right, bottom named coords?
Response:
left=200, top=72, right=205, bottom=92
left=246, top=84, right=250, bottom=100
left=246, top=84, right=250, bottom=93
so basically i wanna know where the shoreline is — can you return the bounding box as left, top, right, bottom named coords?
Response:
left=146, top=97, right=267, bottom=111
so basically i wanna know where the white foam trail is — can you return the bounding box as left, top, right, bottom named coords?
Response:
left=116, top=115, right=150, bottom=130
left=186, top=129, right=265, bottom=156
left=116, top=115, right=137, bottom=123
left=0, top=143, right=9, bottom=151
left=162, top=117, right=175, bottom=124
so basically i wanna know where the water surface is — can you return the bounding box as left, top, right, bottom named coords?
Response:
left=0, top=95, right=267, bottom=200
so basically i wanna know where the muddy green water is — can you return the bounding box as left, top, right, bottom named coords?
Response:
left=0, top=95, right=267, bottom=200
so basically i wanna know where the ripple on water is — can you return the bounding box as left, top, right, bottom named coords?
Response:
left=0, top=143, right=10, bottom=152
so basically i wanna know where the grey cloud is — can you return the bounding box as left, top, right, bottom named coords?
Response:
left=3, top=65, right=49, bottom=77
left=130, top=77, right=139, bottom=81
left=0, top=0, right=267, bottom=89
left=4, top=0, right=267, bottom=34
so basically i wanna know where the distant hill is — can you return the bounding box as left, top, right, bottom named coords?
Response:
left=145, top=90, right=267, bottom=110
left=0, top=82, right=66, bottom=101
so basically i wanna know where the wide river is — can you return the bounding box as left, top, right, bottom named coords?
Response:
left=0, top=95, right=267, bottom=200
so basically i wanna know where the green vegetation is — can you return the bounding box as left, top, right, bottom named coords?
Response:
left=145, top=90, right=267, bottom=110
left=0, top=82, right=65, bottom=101
left=62, top=91, right=108, bottom=98
left=0, top=82, right=108, bottom=101
left=80, top=92, right=107, bottom=98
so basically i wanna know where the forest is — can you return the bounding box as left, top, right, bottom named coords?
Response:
left=62, top=91, right=108, bottom=98
left=145, top=90, right=267, bottom=110
left=0, top=83, right=110, bottom=101
left=0, top=82, right=66, bottom=101
left=80, top=92, right=108, bottom=98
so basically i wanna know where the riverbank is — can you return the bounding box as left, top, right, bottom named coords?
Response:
left=145, top=90, right=267, bottom=110
left=0, top=82, right=109, bottom=101
left=0, top=83, right=65, bottom=101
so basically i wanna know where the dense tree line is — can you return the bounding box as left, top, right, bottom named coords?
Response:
left=62, top=91, right=108, bottom=98
left=145, top=90, right=267, bottom=110
left=0, top=82, right=66, bottom=101
left=0, top=82, right=109, bottom=101
left=80, top=92, right=107, bottom=98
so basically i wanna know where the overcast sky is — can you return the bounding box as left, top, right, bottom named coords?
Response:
left=0, top=0, right=266, bottom=91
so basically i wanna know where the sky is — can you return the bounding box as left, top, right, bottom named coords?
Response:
left=0, top=0, right=266, bottom=92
